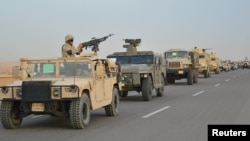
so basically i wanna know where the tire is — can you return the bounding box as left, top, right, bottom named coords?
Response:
left=156, top=75, right=165, bottom=97
left=142, top=76, right=153, bottom=101
left=204, top=70, right=209, bottom=78
left=193, top=70, right=198, bottom=83
left=69, top=93, right=90, bottom=129
left=105, top=88, right=119, bottom=116
left=119, top=91, right=128, bottom=98
left=167, top=77, right=175, bottom=84
left=0, top=100, right=23, bottom=129
left=187, top=69, right=193, bottom=85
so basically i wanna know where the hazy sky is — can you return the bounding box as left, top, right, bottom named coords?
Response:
left=0, top=0, right=249, bottom=61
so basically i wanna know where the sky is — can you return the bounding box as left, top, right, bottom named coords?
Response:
left=0, top=0, right=250, bottom=62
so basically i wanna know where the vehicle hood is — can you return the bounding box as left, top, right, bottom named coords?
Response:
left=120, top=64, right=152, bottom=73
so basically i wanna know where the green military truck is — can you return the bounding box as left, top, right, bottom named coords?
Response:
left=107, top=39, right=166, bottom=101
left=164, top=49, right=199, bottom=85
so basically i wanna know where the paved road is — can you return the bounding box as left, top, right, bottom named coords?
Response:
left=1, top=69, right=250, bottom=141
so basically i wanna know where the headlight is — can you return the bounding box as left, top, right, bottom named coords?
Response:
left=53, top=88, right=61, bottom=97
left=1, top=87, right=9, bottom=94
left=121, top=77, right=125, bottom=81
left=16, top=88, right=22, bottom=97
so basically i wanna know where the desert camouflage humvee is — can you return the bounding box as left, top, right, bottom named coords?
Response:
left=0, top=37, right=119, bottom=129
left=107, top=39, right=166, bottom=101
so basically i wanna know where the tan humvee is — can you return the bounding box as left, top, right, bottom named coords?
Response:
left=164, top=49, right=199, bottom=85
left=209, top=52, right=220, bottom=74
left=0, top=53, right=120, bottom=129
left=191, top=47, right=211, bottom=78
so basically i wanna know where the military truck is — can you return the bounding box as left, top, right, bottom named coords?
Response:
left=220, top=60, right=231, bottom=72
left=164, top=49, right=199, bottom=85
left=209, top=52, right=220, bottom=74
left=0, top=35, right=120, bottom=129
left=241, top=57, right=250, bottom=69
left=107, top=39, right=165, bottom=101
left=192, top=47, right=211, bottom=78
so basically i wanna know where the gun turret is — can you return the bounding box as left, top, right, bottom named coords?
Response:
left=123, top=38, right=141, bottom=55
left=82, top=34, right=114, bottom=53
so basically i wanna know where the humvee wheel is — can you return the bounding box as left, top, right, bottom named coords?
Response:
left=69, top=93, right=90, bottom=129
left=119, top=91, right=128, bottom=98
left=193, top=70, right=198, bottom=83
left=105, top=88, right=119, bottom=116
left=187, top=69, right=193, bottom=85
left=142, top=76, right=153, bottom=101
left=204, top=70, right=209, bottom=78
left=167, top=77, right=175, bottom=84
left=156, top=75, right=165, bottom=97
left=0, top=100, right=23, bottom=129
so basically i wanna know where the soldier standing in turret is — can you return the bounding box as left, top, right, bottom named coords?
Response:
left=62, top=34, right=83, bottom=57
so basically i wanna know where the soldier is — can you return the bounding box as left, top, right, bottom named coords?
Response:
left=62, top=34, right=83, bottom=57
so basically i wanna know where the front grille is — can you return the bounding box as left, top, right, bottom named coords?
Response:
left=169, top=62, right=180, bottom=69
left=22, top=81, right=51, bottom=102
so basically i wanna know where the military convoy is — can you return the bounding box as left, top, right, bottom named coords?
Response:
left=107, top=39, right=166, bottom=101
left=0, top=36, right=120, bottom=129
left=164, top=49, right=199, bottom=85
left=0, top=34, right=243, bottom=129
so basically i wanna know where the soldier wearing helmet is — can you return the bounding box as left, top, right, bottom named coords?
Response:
left=61, top=34, right=83, bottom=57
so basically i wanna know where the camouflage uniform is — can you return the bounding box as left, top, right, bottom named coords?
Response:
left=62, top=34, right=82, bottom=57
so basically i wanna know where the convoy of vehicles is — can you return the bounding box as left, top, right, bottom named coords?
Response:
left=0, top=36, right=246, bottom=129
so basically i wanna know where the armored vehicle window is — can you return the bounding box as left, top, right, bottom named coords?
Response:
left=199, top=55, right=205, bottom=59
left=60, top=62, right=91, bottom=77
left=165, top=51, right=188, bottom=58
left=211, top=58, right=216, bottom=61
left=130, top=55, right=153, bottom=64
left=31, top=63, right=56, bottom=77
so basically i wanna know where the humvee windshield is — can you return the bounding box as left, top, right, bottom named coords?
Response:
left=165, top=51, right=188, bottom=58
left=28, top=62, right=91, bottom=78
left=211, top=58, right=216, bottom=61
left=199, top=55, right=205, bottom=59
left=108, top=55, right=153, bottom=64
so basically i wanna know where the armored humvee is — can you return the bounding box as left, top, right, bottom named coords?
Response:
left=164, top=49, right=199, bottom=85
left=0, top=35, right=120, bottom=129
left=192, top=47, right=211, bottom=78
left=107, top=39, right=166, bottom=101
left=209, top=52, right=220, bottom=74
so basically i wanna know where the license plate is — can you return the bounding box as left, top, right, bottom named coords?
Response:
left=178, top=70, right=184, bottom=74
left=32, top=103, right=45, bottom=112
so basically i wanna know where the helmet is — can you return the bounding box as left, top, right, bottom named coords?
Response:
left=65, top=34, right=74, bottom=42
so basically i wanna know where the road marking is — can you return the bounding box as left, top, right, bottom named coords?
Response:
left=142, top=106, right=170, bottom=119
left=225, top=79, right=230, bottom=82
left=192, top=90, right=205, bottom=96
left=31, top=115, right=44, bottom=119
left=214, top=83, right=221, bottom=87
